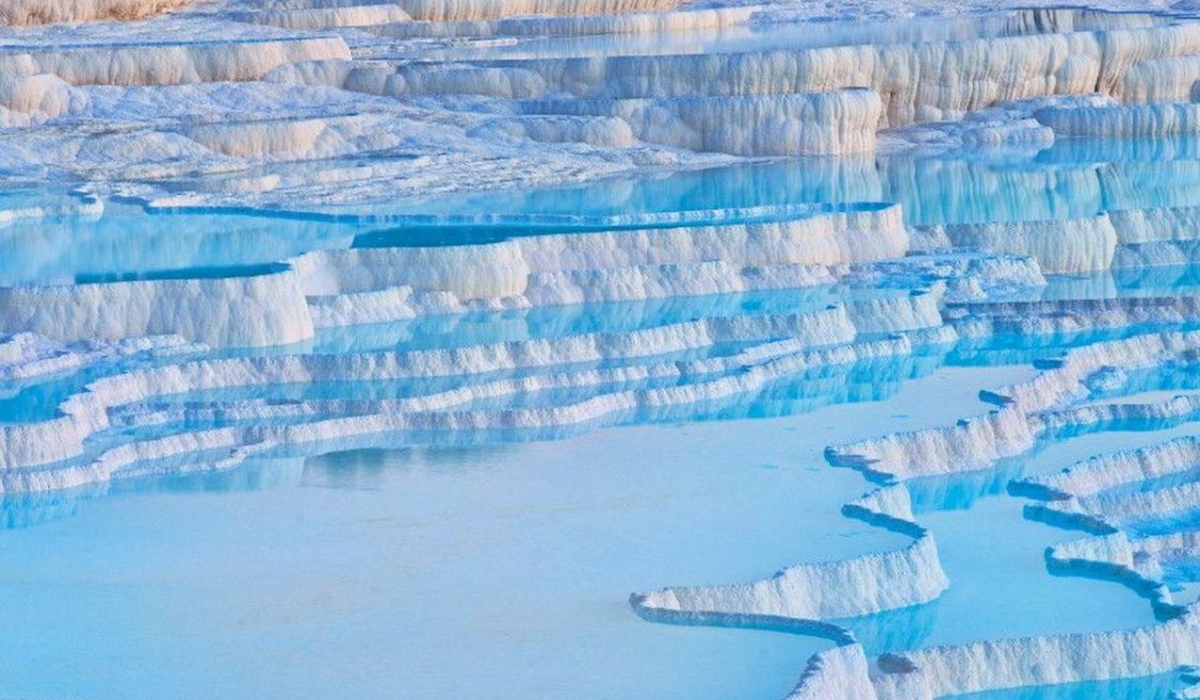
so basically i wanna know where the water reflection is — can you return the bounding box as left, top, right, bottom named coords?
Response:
left=944, top=672, right=1185, bottom=700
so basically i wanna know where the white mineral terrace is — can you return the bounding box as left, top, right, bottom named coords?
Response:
left=8, top=0, right=1200, bottom=699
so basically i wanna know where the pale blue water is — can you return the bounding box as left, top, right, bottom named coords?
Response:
left=945, top=673, right=1183, bottom=700
left=11, top=74, right=1200, bottom=700
left=0, top=336, right=1174, bottom=699
left=0, top=365, right=1028, bottom=700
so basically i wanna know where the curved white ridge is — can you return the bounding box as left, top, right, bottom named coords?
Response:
left=1047, top=479, right=1200, bottom=528
left=1052, top=530, right=1200, bottom=614
left=861, top=437, right=1200, bottom=700
left=632, top=483, right=948, bottom=630
left=633, top=481, right=946, bottom=643
left=0, top=332, right=200, bottom=382
left=948, top=296, right=1200, bottom=338
left=805, top=332, right=1200, bottom=699
left=865, top=500, right=1200, bottom=699
left=631, top=485, right=947, bottom=698
left=1046, top=532, right=1177, bottom=608
left=829, top=331, right=1200, bottom=479
left=0, top=309, right=949, bottom=472
left=108, top=329, right=952, bottom=433
left=873, top=609, right=1200, bottom=700
left=834, top=405, right=1039, bottom=479
left=997, top=333, right=1200, bottom=408
left=13, top=5, right=1200, bottom=699
left=1032, top=450, right=1200, bottom=613
left=874, top=437, right=1200, bottom=697
left=1047, top=394, right=1200, bottom=430
left=1018, top=435, right=1200, bottom=500
left=632, top=532, right=947, bottom=620
left=0, top=327, right=955, bottom=491
left=1050, top=532, right=1152, bottom=573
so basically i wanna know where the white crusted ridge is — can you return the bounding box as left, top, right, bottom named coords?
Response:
left=828, top=331, right=1200, bottom=480
left=924, top=216, right=1118, bottom=274
left=947, top=296, right=1200, bottom=338
left=1036, top=102, right=1200, bottom=138
left=0, top=311, right=953, bottom=472
left=228, top=4, right=414, bottom=29
left=299, top=204, right=910, bottom=296
left=520, top=90, right=883, bottom=156
left=390, top=0, right=686, bottom=22
left=0, top=332, right=201, bottom=382
left=632, top=531, right=947, bottom=620
left=0, top=330, right=954, bottom=492
left=1041, top=479, right=1200, bottom=531
left=0, top=204, right=914, bottom=347
left=0, top=34, right=352, bottom=87
left=361, top=5, right=757, bottom=39
left=0, top=0, right=198, bottom=26
left=297, top=23, right=1200, bottom=129
left=873, top=608, right=1200, bottom=700
left=1018, top=435, right=1200, bottom=500
left=631, top=479, right=946, bottom=698
left=785, top=644, right=879, bottom=700
left=0, top=266, right=315, bottom=348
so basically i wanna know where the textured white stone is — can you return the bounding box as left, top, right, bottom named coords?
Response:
left=0, top=0, right=197, bottom=25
